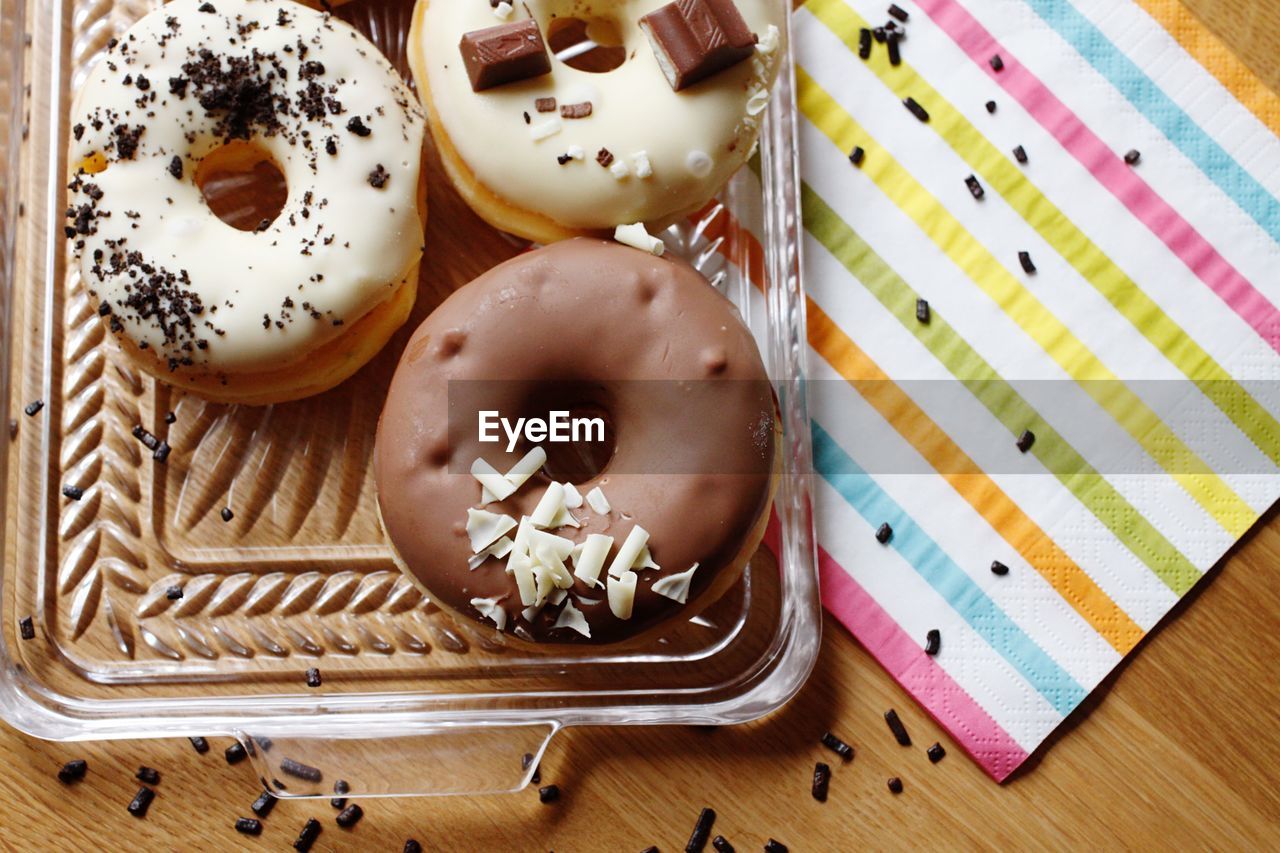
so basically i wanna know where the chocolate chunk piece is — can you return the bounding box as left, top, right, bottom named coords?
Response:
left=306, top=667, right=322, bottom=688
left=62, top=484, right=84, bottom=501
left=985, top=100, right=997, bottom=114
left=640, top=0, right=758, bottom=91
left=990, top=54, right=1004, bottom=71
left=1018, top=250, right=1036, bottom=273
left=535, top=97, right=557, bottom=112
left=927, top=742, right=946, bottom=763
left=188, top=736, right=209, bottom=754
left=136, top=766, right=160, bottom=785
left=965, top=174, right=985, bottom=199
left=459, top=20, right=551, bottom=92
left=537, top=784, right=560, bottom=803
left=916, top=298, right=930, bottom=324
left=596, top=148, right=615, bottom=168
left=560, top=101, right=592, bottom=119
left=24, top=399, right=43, bottom=417
left=225, top=742, right=247, bottom=765
left=1124, top=148, right=1141, bottom=165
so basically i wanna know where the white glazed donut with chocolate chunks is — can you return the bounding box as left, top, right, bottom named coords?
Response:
left=410, top=0, right=784, bottom=244
left=66, top=0, right=427, bottom=405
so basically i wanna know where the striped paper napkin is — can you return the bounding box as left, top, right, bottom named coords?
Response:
left=793, top=0, right=1280, bottom=780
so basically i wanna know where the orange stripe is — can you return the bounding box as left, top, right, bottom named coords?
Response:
left=1134, top=0, right=1280, bottom=135
left=692, top=202, right=1145, bottom=654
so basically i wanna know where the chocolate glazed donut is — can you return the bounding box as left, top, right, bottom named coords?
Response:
left=374, top=238, right=777, bottom=645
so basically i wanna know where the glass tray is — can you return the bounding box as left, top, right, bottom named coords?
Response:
left=0, top=0, right=818, bottom=796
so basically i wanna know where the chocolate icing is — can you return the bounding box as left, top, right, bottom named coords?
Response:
left=374, top=239, right=775, bottom=644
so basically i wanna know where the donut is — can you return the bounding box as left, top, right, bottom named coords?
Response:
left=65, top=0, right=427, bottom=406
left=409, top=0, right=784, bottom=244
left=374, top=238, right=778, bottom=645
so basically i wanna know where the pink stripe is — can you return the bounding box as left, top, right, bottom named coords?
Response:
left=916, top=0, right=1280, bottom=352
left=819, top=545, right=1029, bottom=781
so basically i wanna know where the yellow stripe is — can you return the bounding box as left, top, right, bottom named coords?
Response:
left=1133, top=0, right=1280, bottom=137
left=797, top=66, right=1256, bottom=537
left=806, top=0, right=1280, bottom=470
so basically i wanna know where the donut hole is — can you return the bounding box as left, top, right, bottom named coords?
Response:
left=547, top=16, right=627, bottom=74
left=195, top=141, right=288, bottom=232
left=512, top=388, right=617, bottom=484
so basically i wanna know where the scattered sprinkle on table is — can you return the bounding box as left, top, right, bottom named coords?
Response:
left=985, top=100, right=996, bottom=114
left=712, top=835, right=735, bottom=853
left=764, top=841, right=789, bottom=853
left=1017, top=429, right=1036, bottom=453
left=927, top=742, right=947, bottom=763
left=281, top=757, right=323, bottom=783
left=235, top=817, right=263, bottom=836
left=874, top=26, right=886, bottom=43
left=821, top=731, right=854, bottom=761
left=293, top=817, right=322, bottom=852
left=858, top=27, right=871, bottom=59
left=19, top=615, right=34, bottom=640
left=686, top=807, right=716, bottom=852
left=887, top=35, right=901, bottom=66
left=251, top=790, right=276, bottom=818
left=991, top=560, right=1010, bottom=576
left=916, top=298, right=930, bottom=324
left=1018, top=250, right=1036, bottom=273
left=332, top=778, right=350, bottom=809
left=24, top=399, right=43, bottom=417
left=336, top=803, right=364, bottom=828
left=884, top=708, right=912, bottom=746
left=889, top=3, right=909, bottom=22
left=136, top=766, right=160, bottom=785
left=306, top=667, right=322, bottom=688
left=903, top=97, right=929, bottom=122
left=849, top=146, right=865, bottom=166
left=965, top=174, right=985, bottom=200
left=132, top=425, right=159, bottom=451
left=522, top=752, right=541, bottom=784
left=225, top=742, right=247, bottom=765
left=812, top=761, right=831, bottom=802
left=538, top=784, right=560, bottom=804
left=924, top=628, right=941, bottom=656
left=220, top=507, right=234, bottom=522
left=127, top=785, right=155, bottom=818
left=58, top=759, right=88, bottom=784
left=641, top=847, right=659, bottom=853
left=153, top=441, right=171, bottom=463
left=989, top=54, right=1004, bottom=71
left=876, top=522, right=893, bottom=544
left=165, top=411, right=176, bottom=424
left=188, top=736, right=209, bottom=754
left=888, top=776, right=904, bottom=794
left=1013, top=145, right=1028, bottom=164
left=62, top=484, right=83, bottom=501
left=404, top=841, right=423, bottom=853
left=166, top=585, right=183, bottom=600
left=1124, top=148, right=1141, bottom=165
left=7, top=419, right=17, bottom=439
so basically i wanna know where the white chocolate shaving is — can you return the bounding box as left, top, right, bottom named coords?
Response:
left=471, top=457, right=516, bottom=502
left=533, top=561, right=557, bottom=605
left=608, top=525, right=650, bottom=578
left=467, top=535, right=514, bottom=570
left=651, top=563, right=699, bottom=604
left=521, top=604, right=541, bottom=623
left=563, top=483, right=584, bottom=509
left=573, top=533, right=614, bottom=587
left=554, top=599, right=591, bottom=637
left=614, top=222, right=663, bottom=255
left=550, top=505, right=581, bottom=528
left=508, top=552, right=538, bottom=606
left=586, top=486, right=611, bottom=514
left=470, top=596, right=507, bottom=631
left=505, top=446, right=547, bottom=490
left=609, top=160, right=631, bottom=180
left=632, top=151, right=653, bottom=179
left=466, top=509, right=517, bottom=553
left=549, top=588, right=568, bottom=606
left=632, top=545, right=660, bottom=571
left=531, top=530, right=576, bottom=561
left=608, top=571, right=637, bottom=620
left=493, top=1, right=514, bottom=19
left=512, top=515, right=535, bottom=557
left=566, top=144, right=585, bottom=160
left=530, top=481, right=566, bottom=528
left=536, top=544, right=575, bottom=590
left=757, top=24, right=780, bottom=55
left=530, top=117, right=562, bottom=141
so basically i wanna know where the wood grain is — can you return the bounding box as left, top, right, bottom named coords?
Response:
left=3, top=1, right=1279, bottom=850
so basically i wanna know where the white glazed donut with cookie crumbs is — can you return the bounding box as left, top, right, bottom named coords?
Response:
left=66, top=0, right=426, bottom=406
left=410, top=0, right=784, bottom=244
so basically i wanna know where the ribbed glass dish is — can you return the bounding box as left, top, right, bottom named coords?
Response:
left=0, top=0, right=817, bottom=796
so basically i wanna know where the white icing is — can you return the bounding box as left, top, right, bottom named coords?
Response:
left=614, top=222, right=664, bottom=256
left=586, top=486, right=611, bottom=515
left=470, top=596, right=508, bottom=630
left=651, top=562, right=699, bottom=604
left=554, top=599, right=591, bottom=637
left=417, top=0, right=783, bottom=231
left=505, top=446, right=547, bottom=489
left=530, top=481, right=566, bottom=528
left=608, top=525, right=649, bottom=578
left=69, top=0, right=426, bottom=371
left=466, top=509, right=517, bottom=553
left=563, top=483, right=584, bottom=509
left=573, top=533, right=614, bottom=587
left=608, top=571, right=637, bottom=620
left=472, top=457, right=516, bottom=502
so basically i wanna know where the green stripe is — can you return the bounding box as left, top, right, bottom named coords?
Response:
left=803, top=182, right=1201, bottom=595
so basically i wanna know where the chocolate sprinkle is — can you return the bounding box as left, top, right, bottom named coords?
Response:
left=1018, top=250, right=1036, bottom=273
left=368, top=164, right=389, bottom=188
left=225, top=743, right=247, bottom=764
left=132, top=425, right=160, bottom=451
left=188, top=736, right=209, bottom=754
left=885, top=708, right=912, bottom=746
left=167, top=156, right=183, bottom=179
left=849, top=146, right=865, bottom=166
left=281, top=757, right=323, bottom=783
left=235, top=817, right=263, bottom=835
left=58, top=759, right=88, bottom=784
left=990, top=54, right=1004, bottom=71
left=887, top=776, right=904, bottom=794
left=712, top=836, right=735, bottom=853
left=889, top=4, right=909, bottom=22
left=24, top=400, right=43, bottom=417
left=887, top=35, right=901, bottom=67
left=924, top=628, right=941, bottom=656
left=991, top=559, right=1010, bottom=576
left=916, top=298, right=930, bottom=324
left=1013, top=145, right=1028, bottom=164
left=821, top=731, right=854, bottom=761
left=965, top=174, right=985, bottom=200
left=306, top=667, right=322, bottom=688
left=1124, top=148, right=1141, bottom=165
left=903, top=96, right=929, bottom=122
left=875, top=522, right=893, bottom=544
left=165, top=411, right=177, bottom=424
left=812, top=761, right=831, bottom=802
left=166, top=585, right=183, bottom=600
left=293, top=817, right=322, bottom=852
left=127, top=785, right=155, bottom=817
left=404, top=842, right=423, bottom=853
left=596, top=148, right=614, bottom=167
left=538, top=784, right=560, bottom=804
left=927, top=742, right=946, bottom=763
left=985, top=100, right=997, bottom=114
left=62, top=484, right=84, bottom=501
left=336, top=803, right=364, bottom=827
left=858, top=28, right=872, bottom=60
left=1016, top=429, right=1036, bottom=453
left=153, top=441, right=172, bottom=463
left=874, top=26, right=886, bottom=43
left=221, top=506, right=234, bottom=522
left=251, top=791, right=277, bottom=818
left=136, top=766, right=160, bottom=785
left=560, top=101, right=592, bottom=119
left=686, top=807, right=716, bottom=852
left=764, top=842, right=788, bottom=853
left=557, top=153, right=572, bottom=166
left=535, top=97, right=557, bottom=112
left=19, top=616, right=35, bottom=640
left=346, top=116, right=370, bottom=137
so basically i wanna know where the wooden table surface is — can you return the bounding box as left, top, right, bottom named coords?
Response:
left=4, top=0, right=1280, bottom=850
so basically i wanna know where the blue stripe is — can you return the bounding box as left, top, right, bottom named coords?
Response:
left=812, top=421, right=1086, bottom=716
left=1024, top=0, right=1280, bottom=243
